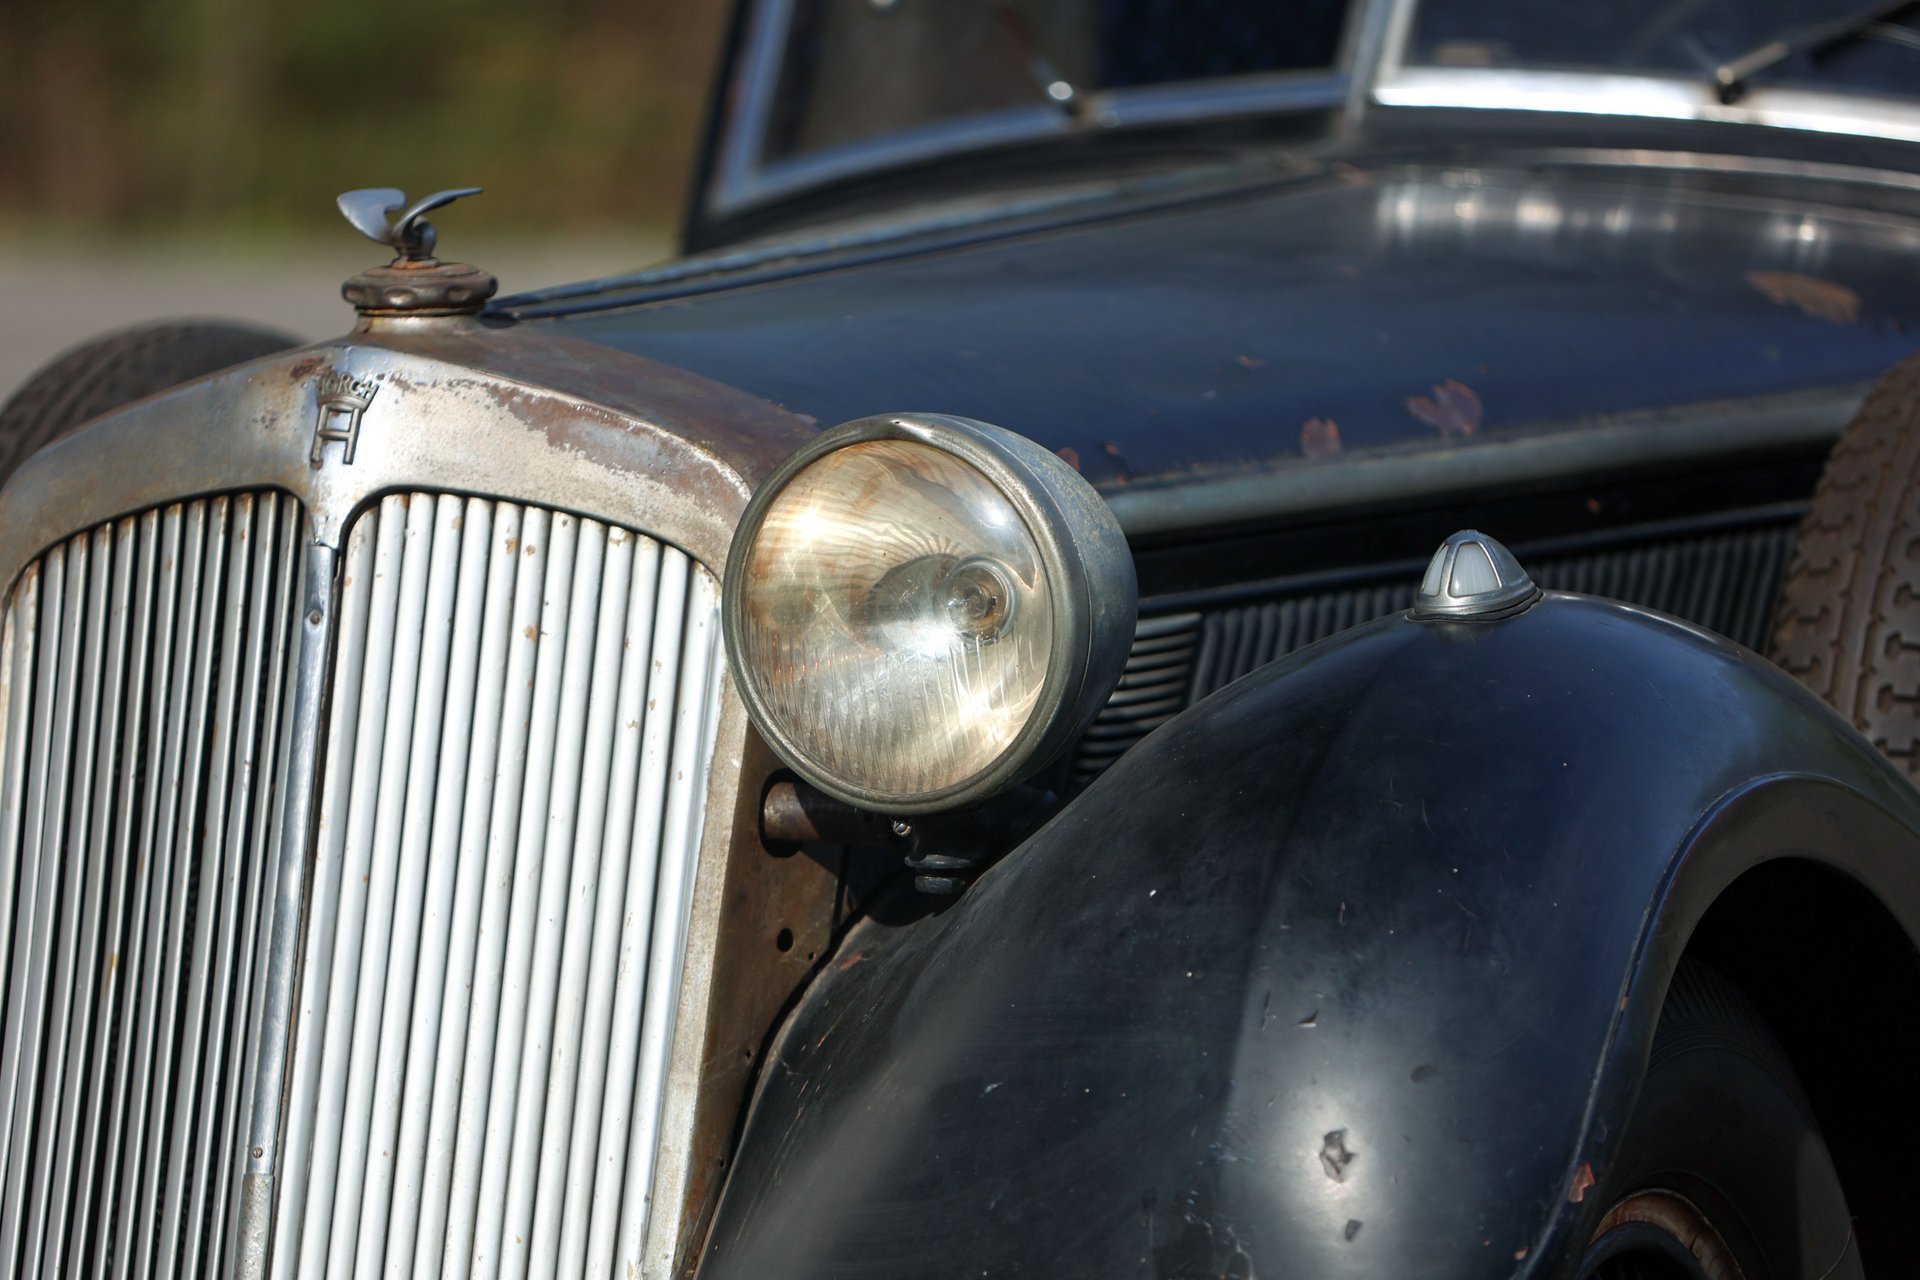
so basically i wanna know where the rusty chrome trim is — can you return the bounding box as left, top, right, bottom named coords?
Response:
left=0, top=317, right=814, bottom=590
left=0, top=315, right=819, bottom=1280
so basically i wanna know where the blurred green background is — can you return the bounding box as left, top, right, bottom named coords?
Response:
left=0, top=0, right=733, bottom=394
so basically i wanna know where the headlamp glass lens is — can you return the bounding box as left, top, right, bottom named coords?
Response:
left=739, top=439, right=1054, bottom=799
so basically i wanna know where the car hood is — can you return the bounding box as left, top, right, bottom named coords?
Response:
left=541, top=159, right=1920, bottom=533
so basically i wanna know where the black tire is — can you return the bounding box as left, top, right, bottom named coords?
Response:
left=1770, top=351, right=1920, bottom=778
left=1579, top=962, right=1860, bottom=1279
left=0, top=320, right=298, bottom=484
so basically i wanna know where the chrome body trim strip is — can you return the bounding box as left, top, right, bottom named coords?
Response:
left=1374, top=67, right=1920, bottom=146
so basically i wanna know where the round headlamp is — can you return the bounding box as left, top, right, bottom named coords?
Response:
left=724, top=414, right=1136, bottom=814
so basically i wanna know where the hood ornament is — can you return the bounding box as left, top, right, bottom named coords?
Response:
left=337, top=186, right=497, bottom=317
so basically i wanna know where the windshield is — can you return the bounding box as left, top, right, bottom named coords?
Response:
left=762, top=0, right=1349, bottom=163
left=1401, top=0, right=1920, bottom=99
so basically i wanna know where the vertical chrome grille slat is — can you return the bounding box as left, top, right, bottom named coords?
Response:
left=385, top=498, right=498, bottom=1279
left=0, top=484, right=723, bottom=1280
left=51, top=519, right=137, bottom=1278
left=91, top=509, right=168, bottom=1274
left=438, top=506, right=549, bottom=1280
left=293, top=494, right=416, bottom=1280
left=322, top=494, right=439, bottom=1279
left=10, top=535, right=92, bottom=1278
left=349, top=494, right=465, bottom=1278
left=261, top=494, right=723, bottom=1280
left=472, top=509, right=581, bottom=1280
left=526, top=523, right=633, bottom=1280
left=213, top=498, right=300, bottom=1276
left=119, top=502, right=202, bottom=1280
left=588, top=551, right=689, bottom=1280
left=556, top=537, right=661, bottom=1280
left=0, top=493, right=300, bottom=1279
left=500, top=517, right=609, bottom=1280
left=274, top=507, right=378, bottom=1280
left=0, top=540, right=76, bottom=1275
left=136, top=497, right=228, bottom=1280
left=0, top=573, right=33, bottom=1262
left=615, top=567, right=723, bottom=1277
left=32, top=526, right=114, bottom=1278
left=0, top=575, right=32, bottom=1021
left=159, top=495, right=251, bottom=1279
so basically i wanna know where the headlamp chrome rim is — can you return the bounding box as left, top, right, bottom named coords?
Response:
left=722, top=412, right=1135, bottom=816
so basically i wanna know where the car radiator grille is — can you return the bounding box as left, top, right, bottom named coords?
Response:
left=1073, top=517, right=1799, bottom=780
left=0, top=493, right=303, bottom=1278
left=276, top=494, right=724, bottom=1280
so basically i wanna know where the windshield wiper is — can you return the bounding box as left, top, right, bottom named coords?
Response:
left=1713, top=0, right=1919, bottom=102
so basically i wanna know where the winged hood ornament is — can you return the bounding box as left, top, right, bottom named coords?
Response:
left=336, top=186, right=484, bottom=263
left=335, top=186, right=496, bottom=317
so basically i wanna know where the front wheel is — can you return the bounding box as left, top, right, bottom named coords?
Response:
left=1578, top=962, right=1860, bottom=1279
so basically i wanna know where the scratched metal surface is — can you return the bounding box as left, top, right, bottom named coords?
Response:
left=548, top=158, right=1920, bottom=505
left=696, top=594, right=1920, bottom=1280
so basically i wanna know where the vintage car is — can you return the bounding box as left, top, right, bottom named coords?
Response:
left=2, top=0, right=1920, bottom=1277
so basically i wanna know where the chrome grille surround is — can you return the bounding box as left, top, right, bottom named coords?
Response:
left=0, top=493, right=304, bottom=1279
left=0, top=323, right=808, bottom=1280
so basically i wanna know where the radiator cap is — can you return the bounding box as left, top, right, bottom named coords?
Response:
left=1412, top=530, right=1539, bottom=620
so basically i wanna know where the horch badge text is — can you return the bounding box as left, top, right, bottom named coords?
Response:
left=311, top=369, right=380, bottom=464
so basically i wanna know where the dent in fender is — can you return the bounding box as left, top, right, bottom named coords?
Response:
left=699, top=594, right=1920, bottom=1280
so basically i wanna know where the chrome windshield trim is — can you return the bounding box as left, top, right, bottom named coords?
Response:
left=1361, top=0, right=1920, bottom=147
left=1373, top=67, right=1920, bottom=146
left=705, top=0, right=1353, bottom=221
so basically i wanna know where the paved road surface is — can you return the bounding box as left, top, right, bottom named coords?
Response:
left=0, top=233, right=670, bottom=404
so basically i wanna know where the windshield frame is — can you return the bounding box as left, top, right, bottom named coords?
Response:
left=1365, top=0, right=1920, bottom=145
left=700, top=0, right=1367, bottom=223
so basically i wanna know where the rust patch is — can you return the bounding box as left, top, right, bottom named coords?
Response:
left=1237, top=354, right=1267, bottom=370
left=287, top=355, right=326, bottom=381
left=1747, top=270, right=1861, bottom=325
left=1407, top=379, right=1482, bottom=437
left=1300, top=417, right=1342, bottom=458
left=837, top=951, right=868, bottom=972
left=1054, top=445, right=1081, bottom=473
left=1101, top=440, right=1133, bottom=484
left=1568, top=1162, right=1596, bottom=1203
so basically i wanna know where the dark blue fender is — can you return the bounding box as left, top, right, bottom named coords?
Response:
left=696, top=594, right=1920, bottom=1280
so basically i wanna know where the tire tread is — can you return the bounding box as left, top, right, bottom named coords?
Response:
left=1770, top=351, right=1920, bottom=773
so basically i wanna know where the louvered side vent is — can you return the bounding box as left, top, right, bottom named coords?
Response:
left=276, top=494, right=725, bottom=1280
left=1073, top=518, right=1800, bottom=778
left=0, top=493, right=302, bottom=1279
left=1070, top=612, right=1200, bottom=782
